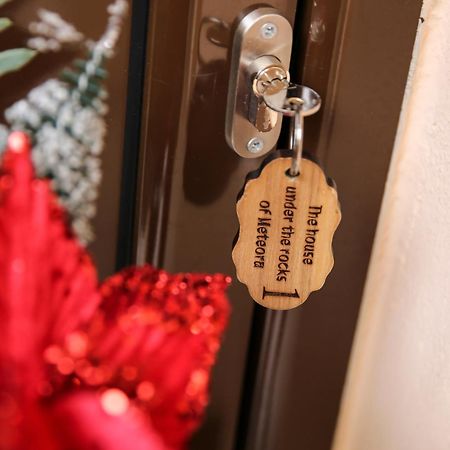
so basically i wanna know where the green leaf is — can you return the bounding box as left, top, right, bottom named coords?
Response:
left=0, top=17, right=12, bottom=32
left=0, top=48, right=36, bottom=77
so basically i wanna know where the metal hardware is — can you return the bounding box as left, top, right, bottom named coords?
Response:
left=264, top=84, right=321, bottom=175
left=247, top=137, right=265, bottom=153
left=260, top=22, right=278, bottom=39
left=252, top=63, right=289, bottom=97
left=248, top=55, right=290, bottom=134
left=263, top=83, right=321, bottom=117
left=225, top=7, right=293, bottom=158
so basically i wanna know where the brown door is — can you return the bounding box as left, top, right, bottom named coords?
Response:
left=115, top=1, right=422, bottom=450
left=1, top=1, right=422, bottom=449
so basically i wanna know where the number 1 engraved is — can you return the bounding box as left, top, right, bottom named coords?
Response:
left=262, top=286, right=300, bottom=299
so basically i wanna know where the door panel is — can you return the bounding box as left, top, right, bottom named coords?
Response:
left=2, top=0, right=422, bottom=448
left=117, top=0, right=422, bottom=449
left=268, top=1, right=422, bottom=449
left=126, top=2, right=297, bottom=450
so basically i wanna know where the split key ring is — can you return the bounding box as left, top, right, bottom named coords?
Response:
left=263, top=84, right=321, bottom=177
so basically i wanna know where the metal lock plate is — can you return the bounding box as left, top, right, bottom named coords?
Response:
left=225, top=7, right=293, bottom=158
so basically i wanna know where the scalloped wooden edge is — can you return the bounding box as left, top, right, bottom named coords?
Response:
left=232, top=156, right=341, bottom=310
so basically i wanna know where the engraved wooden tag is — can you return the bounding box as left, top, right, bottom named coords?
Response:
left=233, top=156, right=341, bottom=310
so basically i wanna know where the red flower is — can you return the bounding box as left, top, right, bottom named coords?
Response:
left=0, top=132, right=231, bottom=450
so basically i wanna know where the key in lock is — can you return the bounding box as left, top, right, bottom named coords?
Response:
left=248, top=55, right=290, bottom=132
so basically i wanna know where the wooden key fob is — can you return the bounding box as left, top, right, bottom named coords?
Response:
left=233, top=153, right=341, bottom=310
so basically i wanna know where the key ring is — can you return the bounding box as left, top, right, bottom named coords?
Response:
left=263, top=84, right=321, bottom=176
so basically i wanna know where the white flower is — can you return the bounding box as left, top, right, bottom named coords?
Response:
left=5, top=100, right=42, bottom=129
left=3, top=1, right=129, bottom=245
left=28, top=9, right=84, bottom=53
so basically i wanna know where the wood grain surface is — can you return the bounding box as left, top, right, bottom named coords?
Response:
left=233, top=157, right=341, bottom=310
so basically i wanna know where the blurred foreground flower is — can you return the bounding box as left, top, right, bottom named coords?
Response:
left=0, top=132, right=231, bottom=450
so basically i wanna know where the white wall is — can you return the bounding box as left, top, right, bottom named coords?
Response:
left=333, top=1, right=450, bottom=449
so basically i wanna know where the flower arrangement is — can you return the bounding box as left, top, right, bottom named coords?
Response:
left=0, top=132, right=231, bottom=449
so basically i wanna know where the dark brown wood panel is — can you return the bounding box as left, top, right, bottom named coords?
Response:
left=266, top=1, right=423, bottom=449
left=59, top=0, right=423, bottom=448
left=130, top=2, right=298, bottom=450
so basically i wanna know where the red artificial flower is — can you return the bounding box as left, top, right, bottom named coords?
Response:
left=0, top=132, right=231, bottom=450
